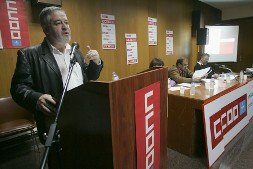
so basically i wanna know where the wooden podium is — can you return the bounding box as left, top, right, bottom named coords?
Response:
left=58, top=68, right=168, bottom=169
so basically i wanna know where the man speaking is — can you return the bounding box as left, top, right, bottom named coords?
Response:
left=10, top=6, right=103, bottom=148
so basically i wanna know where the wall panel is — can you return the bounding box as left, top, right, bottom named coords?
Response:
left=0, top=0, right=221, bottom=97
left=157, top=0, right=193, bottom=68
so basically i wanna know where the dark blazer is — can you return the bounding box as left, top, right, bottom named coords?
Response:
left=168, top=65, right=194, bottom=83
left=10, top=38, right=103, bottom=143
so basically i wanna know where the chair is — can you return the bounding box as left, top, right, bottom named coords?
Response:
left=0, top=97, right=39, bottom=151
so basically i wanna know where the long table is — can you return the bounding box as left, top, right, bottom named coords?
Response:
left=167, top=78, right=251, bottom=157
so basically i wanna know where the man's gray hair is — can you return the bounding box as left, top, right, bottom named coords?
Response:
left=200, top=53, right=210, bottom=58
left=39, top=6, right=65, bottom=26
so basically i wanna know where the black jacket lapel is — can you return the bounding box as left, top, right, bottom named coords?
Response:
left=40, top=39, right=62, bottom=81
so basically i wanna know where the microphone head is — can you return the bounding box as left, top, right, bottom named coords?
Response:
left=71, top=42, right=79, bottom=50
left=70, top=42, right=80, bottom=58
left=71, top=42, right=79, bottom=49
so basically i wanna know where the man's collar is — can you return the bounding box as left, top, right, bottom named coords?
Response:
left=197, top=61, right=203, bottom=65
left=45, top=38, right=71, bottom=54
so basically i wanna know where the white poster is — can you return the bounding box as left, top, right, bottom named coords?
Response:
left=101, top=14, right=116, bottom=49
left=166, top=30, right=173, bottom=55
left=203, top=81, right=253, bottom=167
left=125, top=33, right=138, bottom=65
left=0, top=31, right=3, bottom=49
left=148, top=17, right=157, bottom=45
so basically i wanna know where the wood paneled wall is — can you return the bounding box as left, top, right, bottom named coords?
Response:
left=190, top=1, right=222, bottom=70
left=157, top=0, right=194, bottom=68
left=0, top=0, right=220, bottom=97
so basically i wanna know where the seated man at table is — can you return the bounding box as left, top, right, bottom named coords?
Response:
left=194, top=53, right=218, bottom=78
left=168, top=58, right=201, bottom=84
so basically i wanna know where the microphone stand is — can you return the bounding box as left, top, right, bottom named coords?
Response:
left=40, top=57, right=77, bottom=169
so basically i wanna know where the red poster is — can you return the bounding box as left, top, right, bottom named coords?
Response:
left=135, top=82, right=160, bottom=169
left=0, top=0, right=30, bottom=48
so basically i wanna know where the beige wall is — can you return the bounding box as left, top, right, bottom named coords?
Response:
left=0, top=0, right=220, bottom=97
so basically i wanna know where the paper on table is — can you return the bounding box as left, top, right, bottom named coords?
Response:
left=169, top=86, right=190, bottom=91
left=201, top=79, right=218, bottom=84
left=193, top=67, right=210, bottom=78
left=217, top=75, right=237, bottom=81
left=178, top=83, right=201, bottom=88
left=229, top=75, right=237, bottom=80
left=177, top=83, right=191, bottom=88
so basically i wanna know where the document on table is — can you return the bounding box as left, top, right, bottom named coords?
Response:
left=177, top=83, right=191, bottom=88
left=169, top=86, right=190, bottom=91
left=229, top=75, right=237, bottom=80
left=177, top=83, right=201, bottom=88
left=217, top=74, right=237, bottom=81
left=192, top=67, right=210, bottom=78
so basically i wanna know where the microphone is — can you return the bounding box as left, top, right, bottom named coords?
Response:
left=222, top=67, right=232, bottom=73
left=70, top=42, right=80, bottom=60
left=214, top=63, right=232, bottom=73
left=219, top=65, right=232, bottom=73
left=214, top=63, right=225, bottom=68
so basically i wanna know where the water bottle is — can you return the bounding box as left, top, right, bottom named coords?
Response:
left=112, top=72, right=119, bottom=81
left=210, top=78, right=215, bottom=90
left=220, top=74, right=225, bottom=82
left=190, top=82, right=195, bottom=95
left=239, top=70, right=244, bottom=82
left=180, top=86, right=185, bottom=95
left=226, top=73, right=231, bottom=83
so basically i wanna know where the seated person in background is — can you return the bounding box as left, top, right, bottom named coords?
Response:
left=149, top=58, right=164, bottom=69
left=149, top=58, right=175, bottom=86
left=139, top=58, right=164, bottom=73
left=168, top=57, right=201, bottom=84
left=194, top=53, right=218, bottom=78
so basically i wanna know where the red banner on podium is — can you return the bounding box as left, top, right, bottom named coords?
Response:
left=0, top=0, right=30, bottom=48
left=135, top=82, right=160, bottom=169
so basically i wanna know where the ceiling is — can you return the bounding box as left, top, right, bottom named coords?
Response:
left=199, top=0, right=253, bottom=20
